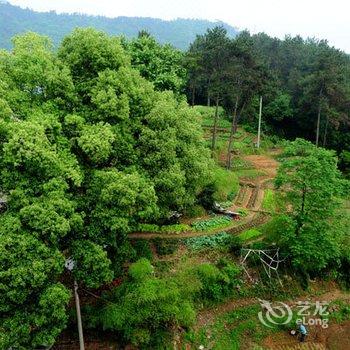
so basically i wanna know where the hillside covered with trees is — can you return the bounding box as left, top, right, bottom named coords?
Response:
left=0, top=23, right=349, bottom=350
left=0, top=1, right=238, bottom=50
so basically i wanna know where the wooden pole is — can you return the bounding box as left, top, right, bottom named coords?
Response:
left=257, top=96, right=262, bottom=149
left=74, top=280, right=85, bottom=350
left=316, top=102, right=321, bottom=147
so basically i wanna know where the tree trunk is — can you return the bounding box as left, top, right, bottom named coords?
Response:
left=316, top=88, right=323, bottom=147
left=211, top=96, right=219, bottom=156
left=207, top=78, right=211, bottom=106
left=191, top=85, right=195, bottom=107
left=233, top=102, right=246, bottom=133
left=226, top=96, right=239, bottom=169
left=322, top=116, right=329, bottom=147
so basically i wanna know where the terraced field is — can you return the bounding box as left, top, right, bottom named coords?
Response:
left=128, top=152, right=279, bottom=240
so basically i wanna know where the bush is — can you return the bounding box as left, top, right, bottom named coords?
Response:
left=88, top=259, right=196, bottom=347
left=128, top=258, right=154, bottom=281
left=132, top=240, right=153, bottom=261
left=184, top=204, right=206, bottom=218
left=71, top=240, right=113, bottom=288
left=227, top=235, right=243, bottom=256
left=160, top=224, right=192, bottom=234
left=194, top=260, right=241, bottom=302
left=152, top=238, right=179, bottom=256
left=137, top=223, right=160, bottom=232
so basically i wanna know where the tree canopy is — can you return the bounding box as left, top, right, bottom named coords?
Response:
left=0, top=28, right=212, bottom=348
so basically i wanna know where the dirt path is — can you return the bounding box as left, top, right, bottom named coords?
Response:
left=129, top=152, right=279, bottom=240
left=195, top=287, right=350, bottom=350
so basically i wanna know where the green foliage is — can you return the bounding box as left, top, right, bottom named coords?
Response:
left=152, top=238, right=179, bottom=256
left=212, top=166, right=239, bottom=202
left=160, top=224, right=192, bottom=234
left=77, top=122, right=115, bottom=164
left=137, top=223, right=160, bottom=232
left=0, top=28, right=213, bottom=346
left=194, top=105, right=230, bottom=128
left=193, top=260, right=241, bottom=302
left=126, top=33, right=186, bottom=94
left=264, top=93, right=293, bottom=122
left=184, top=231, right=232, bottom=251
left=88, top=259, right=195, bottom=347
left=275, top=139, right=349, bottom=274
left=71, top=240, right=113, bottom=288
left=191, top=216, right=232, bottom=232
left=262, top=189, right=276, bottom=213
left=132, top=240, right=154, bottom=261
left=0, top=231, right=70, bottom=348
left=237, top=228, right=262, bottom=241
left=128, top=258, right=154, bottom=281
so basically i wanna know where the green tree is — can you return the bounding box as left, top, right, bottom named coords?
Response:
left=126, top=32, right=186, bottom=94
left=88, top=259, right=196, bottom=347
left=275, top=139, right=347, bottom=274
left=0, top=28, right=213, bottom=347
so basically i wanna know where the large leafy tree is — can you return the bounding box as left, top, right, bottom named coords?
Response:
left=275, top=139, right=348, bottom=274
left=126, top=31, right=187, bottom=94
left=0, top=28, right=212, bottom=347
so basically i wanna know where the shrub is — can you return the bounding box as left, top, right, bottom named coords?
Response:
left=194, top=105, right=229, bottom=128
left=89, top=259, right=196, bottom=347
left=194, top=260, right=241, bottom=302
left=152, top=238, right=179, bottom=256
left=184, top=204, right=206, bottom=218
left=160, top=224, right=192, bottom=234
left=227, top=235, right=243, bottom=256
left=128, top=258, right=154, bottom=281
left=132, top=240, right=153, bottom=260
left=137, top=223, right=160, bottom=232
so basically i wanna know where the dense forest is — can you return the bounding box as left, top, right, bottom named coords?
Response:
left=0, top=1, right=238, bottom=50
left=185, top=27, right=350, bottom=162
left=0, top=23, right=349, bottom=350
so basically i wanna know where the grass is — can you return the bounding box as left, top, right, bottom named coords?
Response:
left=185, top=304, right=279, bottom=350
left=262, top=189, right=276, bottom=213
left=194, top=105, right=231, bottom=129
left=237, top=228, right=263, bottom=241
left=236, top=168, right=266, bottom=180
left=213, top=166, right=239, bottom=201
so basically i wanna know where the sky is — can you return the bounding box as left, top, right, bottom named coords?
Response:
left=8, top=0, right=350, bottom=52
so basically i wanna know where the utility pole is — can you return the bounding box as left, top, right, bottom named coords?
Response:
left=316, top=102, right=321, bottom=147
left=65, top=258, right=85, bottom=350
left=74, top=280, right=85, bottom=350
left=257, top=96, right=262, bottom=148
